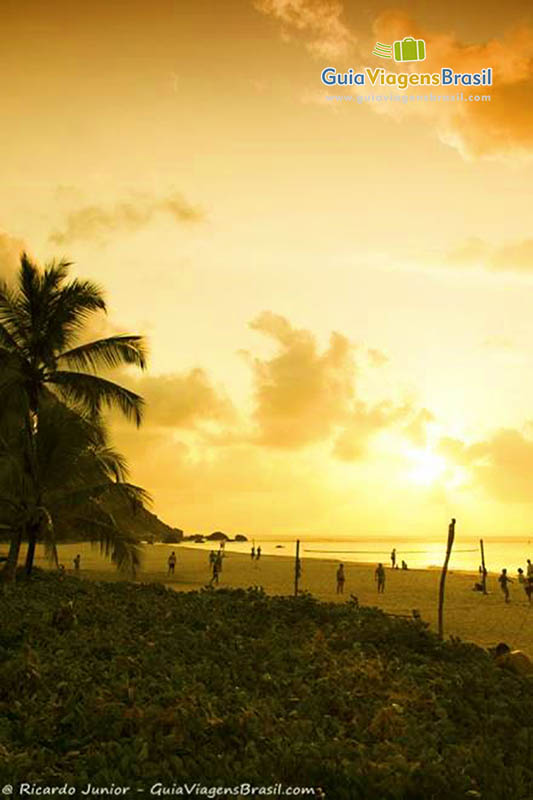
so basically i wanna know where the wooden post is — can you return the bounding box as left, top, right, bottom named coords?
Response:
left=438, top=518, right=456, bottom=640
left=294, top=539, right=301, bottom=597
left=480, top=538, right=487, bottom=595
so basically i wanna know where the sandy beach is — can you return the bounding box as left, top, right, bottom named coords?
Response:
left=24, top=540, right=533, bottom=658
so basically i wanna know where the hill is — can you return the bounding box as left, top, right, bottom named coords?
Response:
left=114, top=501, right=183, bottom=543
left=1, top=573, right=533, bottom=798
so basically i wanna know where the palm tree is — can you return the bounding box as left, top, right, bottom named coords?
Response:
left=0, top=394, right=148, bottom=579
left=0, top=253, right=147, bottom=576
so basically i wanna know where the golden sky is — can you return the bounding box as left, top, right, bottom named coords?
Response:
left=2, top=0, right=533, bottom=537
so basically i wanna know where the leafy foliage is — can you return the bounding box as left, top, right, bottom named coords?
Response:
left=1, top=574, right=533, bottom=798
left=0, top=396, right=146, bottom=571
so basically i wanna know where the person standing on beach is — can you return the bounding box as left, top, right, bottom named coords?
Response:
left=167, top=551, right=177, bottom=575
left=375, top=563, right=386, bottom=593
left=256, top=546, right=262, bottom=561
left=251, top=546, right=255, bottom=560
left=391, top=548, right=396, bottom=569
left=527, top=559, right=533, bottom=579
left=336, top=563, right=345, bottom=594
left=498, top=569, right=513, bottom=603
left=210, top=557, right=220, bottom=586
left=209, top=550, right=216, bottom=567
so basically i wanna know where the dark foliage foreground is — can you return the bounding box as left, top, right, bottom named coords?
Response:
left=1, top=573, right=533, bottom=799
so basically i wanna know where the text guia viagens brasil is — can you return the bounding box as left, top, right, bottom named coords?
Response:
left=321, top=67, right=492, bottom=90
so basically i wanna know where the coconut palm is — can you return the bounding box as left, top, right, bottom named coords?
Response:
left=0, top=253, right=147, bottom=575
left=0, top=253, right=147, bottom=421
left=0, top=394, right=148, bottom=580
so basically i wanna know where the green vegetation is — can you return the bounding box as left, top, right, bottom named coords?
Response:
left=2, top=572, right=533, bottom=799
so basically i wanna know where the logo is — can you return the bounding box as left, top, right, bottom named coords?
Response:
left=321, top=31, right=492, bottom=90
left=372, top=36, right=426, bottom=62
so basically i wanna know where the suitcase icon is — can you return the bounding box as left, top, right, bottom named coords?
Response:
left=393, top=37, right=426, bottom=62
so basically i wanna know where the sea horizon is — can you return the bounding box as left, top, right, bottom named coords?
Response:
left=175, top=532, right=533, bottom=573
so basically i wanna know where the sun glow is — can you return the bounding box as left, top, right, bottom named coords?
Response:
left=406, top=447, right=447, bottom=486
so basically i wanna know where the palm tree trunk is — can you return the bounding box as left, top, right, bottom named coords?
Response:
left=23, top=407, right=41, bottom=578
left=25, top=525, right=38, bottom=575
left=1, top=526, right=23, bottom=582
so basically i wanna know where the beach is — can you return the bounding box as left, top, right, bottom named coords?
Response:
left=27, top=541, right=533, bottom=658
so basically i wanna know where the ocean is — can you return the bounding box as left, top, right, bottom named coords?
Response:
left=191, top=533, right=533, bottom=574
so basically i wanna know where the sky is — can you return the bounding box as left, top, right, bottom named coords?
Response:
left=2, top=0, right=533, bottom=539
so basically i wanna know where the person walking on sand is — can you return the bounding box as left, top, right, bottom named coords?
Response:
left=391, top=548, right=396, bottom=569
left=256, top=546, right=262, bottom=561
left=209, top=550, right=216, bottom=567
left=526, top=577, right=533, bottom=604
left=251, top=546, right=255, bottom=560
left=215, top=550, right=223, bottom=574
left=167, top=551, right=176, bottom=575
left=527, top=559, right=533, bottom=579
left=375, top=562, right=386, bottom=594
left=73, top=554, right=81, bottom=572
left=518, top=567, right=525, bottom=585
left=498, top=568, right=513, bottom=603
left=336, top=563, right=345, bottom=594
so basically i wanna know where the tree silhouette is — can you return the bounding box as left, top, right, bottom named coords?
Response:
left=0, top=253, right=147, bottom=576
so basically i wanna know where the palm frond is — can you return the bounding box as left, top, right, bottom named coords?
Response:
left=48, top=371, right=145, bottom=426
left=74, top=509, right=142, bottom=571
left=0, top=495, right=20, bottom=511
left=0, top=280, right=28, bottom=349
left=93, top=446, right=130, bottom=482
left=58, top=335, right=147, bottom=373
left=18, top=252, right=41, bottom=314
left=0, top=321, right=23, bottom=355
left=47, top=481, right=149, bottom=511
left=46, top=278, right=107, bottom=352
left=0, top=359, right=27, bottom=403
left=42, top=259, right=72, bottom=292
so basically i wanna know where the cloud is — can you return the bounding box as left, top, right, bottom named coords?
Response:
left=244, top=311, right=431, bottom=457
left=255, top=0, right=356, bottom=58
left=402, top=408, right=435, bottom=448
left=49, top=192, right=204, bottom=245
left=367, top=347, right=389, bottom=367
left=333, top=401, right=408, bottom=461
left=245, top=311, right=356, bottom=447
left=445, top=57, right=533, bottom=159
left=0, top=232, right=26, bottom=281
left=367, top=12, right=533, bottom=159
left=446, top=236, right=533, bottom=272
left=129, top=369, right=235, bottom=430
left=439, top=428, right=533, bottom=503
left=112, top=428, right=360, bottom=534
left=256, top=2, right=533, bottom=159
left=333, top=402, right=434, bottom=460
